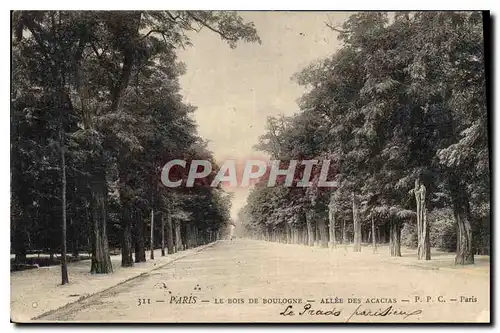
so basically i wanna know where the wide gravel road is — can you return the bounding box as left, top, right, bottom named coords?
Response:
left=38, top=239, right=490, bottom=323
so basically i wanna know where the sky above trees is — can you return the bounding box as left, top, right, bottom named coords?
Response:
left=178, top=12, right=352, bottom=218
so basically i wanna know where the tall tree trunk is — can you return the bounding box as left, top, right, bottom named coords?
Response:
left=185, top=225, right=191, bottom=248
left=455, top=212, right=474, bottom=264
left=70, top=185, right=79, bottom=260
left=189, top=225, right=194, bottom=248
left=450, top=175, right=474, bottom=265
left=77, top=48, right=112, bottom=274
left=150, top=208, right=154, bottom=260
left=415, top=182, right=422, bottom=254
left=77, top=15, right=141, bottom=273
left=342, top=219, right=347, bottom=244
left=71, top=219, right=79, bottom=260
left=13, top=222, right=27, bottom=263
left=161, top=211, right=165, bottom=256
left=12, top=150, right=28, bottom=263
left=328, top=202, right=336, bottom=249
left=165, top=210, right=175, bottom=254
left=60, top=134, right=69, bottom=285
left=389, top=221, right=402, bottom=257
left=414, top=179, right=430, bottom=260
left=90, top=165, right=113, bottom=273
left=317, top=218, right=328, bottom=248
left=371, top=215, right=377, bottom=253
left=423, top=208, right=430, bottom=259
left=134, top=210, right=146, bottom=263
left=121, top=209, right=133, bottom=267
left=305, top=211, right=316, bottom=246
left=118, top=161, right=132, bottom=267
left=189, top=224, right=193, bottom=246
left=303, top=226, right=308, bottom=245
left=352, top=193, right=361, bottom=252
left=174, top=220, right=183, bottom=252
left=286, top=224, right=291, bottom=244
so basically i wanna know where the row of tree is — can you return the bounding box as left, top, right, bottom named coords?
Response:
left=11, top=11, right=260, bottom=283
left=239, top=12, right=490, bottom=265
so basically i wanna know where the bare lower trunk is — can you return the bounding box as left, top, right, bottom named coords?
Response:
left=161, top=212, right=165, bottom=256
left=317, top=218, right=328, bottom=248
left=196, top=227, right=201, bottom=246
left=286, top=224, right=292, bottom=244
left=292, top=227, right=299, bottom=244
left=71, top=217, right=79, bottom=260
left=165, top=210, right=175, bottom=254
left=352, top=193, right=361, bottom=252
left=342, top=219, right=347, bottom=244
left=121, top=211, right=133, bottom=267
left=314, top=223, right=320, bottom=247
left=72, top=238, right=79, bottom=260
left=185, top=225, right=192, bottom=248
left=455, top=210, right=474, bottom=265
left=414, top=180, right=430, bottom=260
left=13, top=223, right=27, bottom=263
left=70, top=179, right=80, bottom=261
left=174, top=220, right=183, bottom=252
left=306, top=211, right=316, bottom=246
left=389, top=221, right=402, bottom=257
left=90, top=169, right=113, bottom=273
left=371, top=215, right=377, bottom=253
left=150, top=208, right=154, bottom=260
left=12, top=190, right=28, bottom=263
left=328, top=207, right=336, bottom=249
left=60, top=137, right=69, bottom=284
left=450, top=175, right=474, bottom=265
left=134, top=210, right=146, bottom=263
left=118, top=164, right=133, bottom=267
left=191, top=225, right=197, bottom=247
left=423, top=211, right=430, bottom=259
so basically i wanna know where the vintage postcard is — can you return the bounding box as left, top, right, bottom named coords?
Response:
left=10, top=10, right=490, bottom=323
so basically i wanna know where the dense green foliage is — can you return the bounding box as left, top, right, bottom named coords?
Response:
left=240, top=12, right=489, bottom=264
left=11, top=11, right=259, bottom=278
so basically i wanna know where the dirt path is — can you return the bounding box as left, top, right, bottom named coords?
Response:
left=36, top=239, right=490, bottom=323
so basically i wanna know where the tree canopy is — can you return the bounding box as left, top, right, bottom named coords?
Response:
left=11, top=11, right=260, bottom=279
left=240, top=12, right=489, bottom=264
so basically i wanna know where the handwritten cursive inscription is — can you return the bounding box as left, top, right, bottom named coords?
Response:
left=280, top=303, right=342, bottom=317
left=346, top=304, right=423, bottom=322
left=280, top=303, right=422, bottom=322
